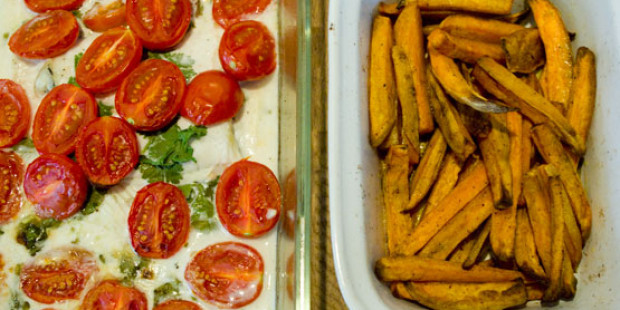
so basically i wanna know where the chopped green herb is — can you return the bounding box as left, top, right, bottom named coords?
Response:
left=99, top=254, right=106, bottom=263
left=194, top=0, right=204, bottom=17
left=71, top=237, right=80, bottom=244
left=14, top=263, right=23, bottom=276
left=139, top=125, right=207, bottom=184
left=0, top=229, right=4, bottom=235
left=3, top=32, right=9, bottom=39
left=97, top=101, right=114, bottom=117
left=81, top=187, right=107, bottom=215
left=68, top=76, right=80, bottom=87
left=16, top=217, right=60, bottom=256
left=72, top=10, right=82, bottom=18
left=119, top=253, right=151, bottom=285
left=178, top=177, right=219, bottom=231
left=147, top=51, right=197, bottom=81
left=11, top=138, right=34, bottom=150
left=74, top=52, right=84, bottom=68
left=10, top=292, right=30, bottom=310
left=153, top=279, right=181, bottom=305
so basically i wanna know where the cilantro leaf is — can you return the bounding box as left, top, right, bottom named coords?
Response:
left=80, top=187, right=107, bottom=215
left=74, top=52, right=84, bottom=68
left=194, top=0, right=204, bottom=17
left=119, top=253, right=151, bottom=285
left=178, top=177, right=219, bottom=231
left=153, top=280, right=181, bottom=305
left=10, top=292, right=30, bottom=310
left=147, top=51, right=197, bottom=81
left=16, top=217, right=60, bottom=256
left=139, top=162, right=184, bottom=184
left=71, top=10, right=82, bottom=18
left=68, top=76, right=79, bottom=87
left=12, top=138, right=34, bottom=150
left=97, top=101, right=114, bottom=117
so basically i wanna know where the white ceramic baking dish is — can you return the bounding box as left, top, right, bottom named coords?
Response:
left=328, top=1, right=620, bottom=309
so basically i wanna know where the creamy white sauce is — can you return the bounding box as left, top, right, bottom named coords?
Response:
left=0, top=0, right=280, bottom=309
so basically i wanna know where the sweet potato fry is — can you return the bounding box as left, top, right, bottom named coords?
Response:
left=420, top=187, right=494, bottom=260
left=423, top=24, right=439, bottom=36
left=439, top=14, right=524, bottom=44
left=405, top=281, right=527, bottom=310
left=561, top=178, right=583, bottom=268
left=392, top=46, right=421, bottom=164
left=391, top=282, right=414, bottom=300
left=383, top=145, right=413, bottom=255
left=425, top=152, right=461, bottom=214
left=414, top=0, right=515, bottom=15
left=561, top=248, right=577, bottom=299
left=378, top=1, right=404, bottom=16
left=532, top=124, right=592, bottom=240
left=463, top=220, right=491, bottom=269
left=449, top=236, right=476, bottom=264
left=394, top=4, right=434, bottom=134
left=529, top=0, right=573, bottom=113
left=375, top=256, right=524, bottom=282
left=519, top=118, right=534, bottom=206
left=515, top=208, right=547, bottom=280
left=523, top=72, right=545, bottom=95
left=369, top=15, right=397, bottom=147
left=379, top=116, right=401, bottom=150
left=523, top=167, right=552, bottom=273
left=428, top=29, right=506, bottom=64
left=496, top=6, right=531, bottom=24
left=478, top=113, right=512, bottom=209
left=408, top=130, right=447, bottom=210
left=526, top=282, right=546, bottom=301
left=543, top=168, right=565, bottom=302
left=502, top=28, right=545, bottom=74
left=568, top=47, right=597, bottom=152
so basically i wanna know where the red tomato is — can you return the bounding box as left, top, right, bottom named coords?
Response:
left=32, top=84, right=98, bottom=155
left=9, top=10, right=79, bottom=59
left=125, top=0, right=192, bottom=51
left=181, top=70, right=244, bottom=126
left=24, top=0, right=85, bottom=13
left=185, top=242, right=264, bottom=308
left=128, top=182, right=190, bottom=259
left=24, top=154, right=88, bottom=220
left=20, top=247, right=97, bottom=304
left=80, top=280, right=148, bottom=310
left=216, top=159, right=281, bottom=238
left=75, top=116, right=139, bottom=186
left=115, top=59, right=186, bottom=131
left=213, top=0, right=272, bottom=28
left=0, top=151, right=24, bottom=224
left=0, top=79, right=31, bottom=148
left=154, top=300, right=202, bottom=310
left=219, top=20, right=277, bottom=81
left=83, top=0, right=126, bottom=32
left=76, top=27, right=143, bottom=93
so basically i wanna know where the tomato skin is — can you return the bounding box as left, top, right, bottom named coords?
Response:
left=80, top=280, right=148, bottom=310
left=216, top=159, right=281, bottom=238
left=0, top=79, right=31, bottom=148
left=181, top=70, right=244, bottom=126
left=213, top=0, right=272, bottom=28
left=25, top=0, right=86, bottom=13
left=128, top=182, right=190, bottom=259
left=75, top=116, right=139, bottom=186
left=116, top=59, right=186, bottom=131
left=219, top=20, right=277, bottom=81
left=125, top=0, right=192, bottom=51
left=24, top=154, right=88, bottom=220
left=20, top=247, right=97, bottom=304
left=185, top=242, right=264, bottom=308
left=0, top=151, right=24, bottom=224
left=83, top=0, right=126, bottom=32
left=76, top=27, right=143, bottom=94
left=154, top=300, right=202, bottom=310
left=9, top=10, right=79, bottom=59
left=32, top=84, right=98, bottom=155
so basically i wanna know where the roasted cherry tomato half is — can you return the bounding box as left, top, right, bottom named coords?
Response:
left=125, top=0, right=192, bottom=51
left=213, top=0, right=272, bottom=28
left=21, top=247, right=97, bottom=304
left=0, top=79, right=30, bottom=148
left=0, top=151, right=24, bottom=224
left=76, top=27, right=143, bottom=93
left=181, top=70, right=244, bottom=126
left=128, top=182, right=190, bottom=259
left=116, top=59, right=186, bottom=131
left=185, top=242, right=264, bottom=308
left=80, top=280, right=148, bottom=310
left=24, top=0, right=85, bottom=13
left=9, top=10, right=79, bottom=59
left=217, top=159, right=281, bottom=238
left=75, top=116, right=139, bottom=186
left=83, top=0, right=126, bottom=32
left=219, top=20, right=277, bottom=81
left=24, top=154, right=88, bottom=220
left=154, top=300, right=202, bottom=310
left=32, top=84, right=98, bottom=155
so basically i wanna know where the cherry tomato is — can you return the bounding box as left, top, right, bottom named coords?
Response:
left=125, top=0, right=192, bottom=51
left=128, top=182, right=190, bottom=259
left=24, top=154, right=88, bottom=220
left=213, top=0, right=272, bottom=28
left=216, top=159, right=281, bottom=238
left=219, top=20, right=277, bottom=81
left=154, top=300, right=202, bottom=310
left=80, top=280, right=148, bottom=310
left=185, top=242, right=264, bottom=308
left=83, top=0, right=126, bottom=32
left=9, top=10, right=79, bottom=59
left=75, top=116, right=139, bottom=186
left=20, top=247, right=97, bottom=304
left=24, top=0, right=85, bottom=13
left=115, top=59, right=186, bottom=131
left=0, top=79, right=31, bottom=148
left=76, top=27, right=143, bottom=93
left=0, top=151, right=24, bottom=224
left=32, top=84, right=98, bottom=155
left=181, top=70, right=244, bottom=126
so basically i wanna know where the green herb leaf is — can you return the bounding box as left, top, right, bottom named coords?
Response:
left=71, top=10, right=82, bottom=18
left=74, top=52, right=84, bottom=68
left=178, top=177, right=219, bottom=231
left=16, top=217, right=60, bottom=256
left=139, top=162, right=184, bottom=184
left=11, top=138, right=34, bottom=150
left=3, top=32, right=9, bottom=40
left=99, top=254, right=106, bottom=263
left=194, top=0, right=204, bottom=17
left=0, top=229, right=4, bottom=235
left=81, top=187, right=107, bottom=215
left=68, top=76, right=80, bottom=87
left=153, top=279, right=181, bottom=305
left=10, top=292, right=30, bottom=310
left=97, top=101, right=114, bottom=117
left=147, top=51, right=197, bottom=81
left=119, top=253, right=151, bottom=285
